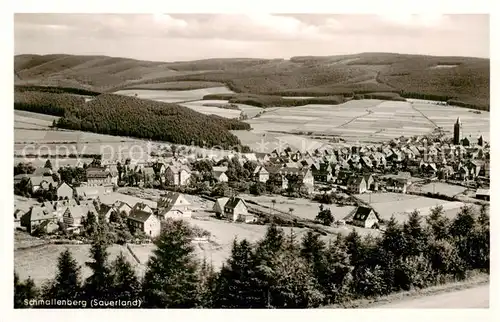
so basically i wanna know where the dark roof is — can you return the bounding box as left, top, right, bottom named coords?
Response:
left=347, top=176, right=365, bottom=185
left=353, top=207, right=375, bottom=221
left=86, top=167, right=109, bottom=178
left=224, top=197, right=246, bottom=210
left=128, top=210, right=153, bottom=223
left=29, top=176, right=55, bottom=187
left=158, top=192, right=180, bottom=213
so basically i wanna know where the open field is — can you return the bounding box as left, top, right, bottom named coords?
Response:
left=239, top=194, right=378, bottom=237
left=14, top=110, right=160, bottom=162
left=121, top=81, right=226, bottom=91
left=241, top=99, right=489, bottom=144
left=240, top=194, right=355, bottom=221
left=113, top=87, right=234, bottom=103
left=14, top=230, right=48, bottom=250
left=179, top=99, right=262, bottom=119
left=412, top=102, right=490, bottom=141
left=128, top=217, right=314, bottom=271
left=411, top=182, right=468, bottom=198
left=232, top=129, right=333, bottom=153
left=355, top=192, right=467, bottom=222
left=99, top=192, right=157, bottom=208
left=14, top=243, right=138, bottom=284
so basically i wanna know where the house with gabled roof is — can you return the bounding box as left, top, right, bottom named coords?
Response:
left=86, top=167, right=112, bottom=186
left=363, top=174, right=375, bottom=191
left=385, top=178, right=408, bottom=194
left=165, top=164, right=192, bottom=186
left=311, top=162, right=333, bottom=183
left=127, top=210, right=161, bottom=238
left=21, top=206, right=59, bottom=234
left=361, top=156, right=373, bottom=169
left=223, top=197, right=254, bottom=223
left=130, top=202, right=154, bottom=216
left=351, top=206, right=379, bottom=229
left=212, top=166, right=229, bottom=183
left=254, top=152, right=270, bottom=164
left=351, top=206, right=379, bottom=228
left=103, top=201, right=133, bottom=222
left=347, top=176, right=367, bottom=194
left=253, top=166, right=269, bottom=183
left=27, top=176, right=55, bottom=194
left=62, top=204, right=98, bottom=228
left=336, top=170, right=353, bottom=186
left=56, top=182, right=74, bottom=200
left=157, top=192, right=192, bottom=220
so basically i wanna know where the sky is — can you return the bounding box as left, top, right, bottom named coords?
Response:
left=14, top=14, right=490, bottom=61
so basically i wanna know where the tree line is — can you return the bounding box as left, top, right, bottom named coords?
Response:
left=15, top=204, right=489, bottom=308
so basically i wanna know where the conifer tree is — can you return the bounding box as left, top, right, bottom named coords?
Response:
left=14, top=273, right=39, bottom=308
left=381, top=216, right=406, bottom=259
left=44, top=249, right=82, bottom=306
left=111, top=252, right=141, bottom=306
left=270, top=230, right=324, bottom=308
left=253, top=223, right=286, bottom=308
left=83, top=237, right=114, bottom=303
left=450, top=205, right=476, bottom=238
left=403, top=210, right=428, bottom=257
left=320, top=236, right=353, bottom=305
left=426, top=205, right=450, bottom=240
left=141, top=220, right=200, bottom=308
left=213, top=239, right=263, bottom=308
left=197, top=257, right=217, bottom=308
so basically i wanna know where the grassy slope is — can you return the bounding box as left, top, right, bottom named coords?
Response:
left=14, top=53, right=490, bottom=110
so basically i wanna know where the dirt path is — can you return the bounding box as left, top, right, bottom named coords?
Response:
left=373, top=284, right=489, bottom=308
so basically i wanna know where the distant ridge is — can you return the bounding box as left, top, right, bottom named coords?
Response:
left=14, top=52, right=490, bottom=110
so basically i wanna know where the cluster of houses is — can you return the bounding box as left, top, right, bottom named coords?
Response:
left=16, top=187, right=261, bottom=238
left=14, top=120, right=490, bottom=236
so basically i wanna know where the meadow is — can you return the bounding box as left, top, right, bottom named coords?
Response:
left=113, top=87, right=234, bottom=103
left=128, top=217, right=314, bottom=271
left=354, top=192, right=468, bottom=223
left=14, top=110, right=164, bottom=163
left=241, top=99, right=490, bottom=144
left=14, top=243, right=138, bottom=284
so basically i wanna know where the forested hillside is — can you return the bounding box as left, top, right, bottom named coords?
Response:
left=15, top=53, right=490, bottom=110
left=55, top=94, right=250, bottom=149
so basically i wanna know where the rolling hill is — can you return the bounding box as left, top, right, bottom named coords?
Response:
left=14, top=52, right=489, bottom=110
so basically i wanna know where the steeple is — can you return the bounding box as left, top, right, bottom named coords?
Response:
left=456, top=117, right=461, bottom=124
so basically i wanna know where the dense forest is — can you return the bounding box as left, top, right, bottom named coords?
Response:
left=14, top=91, right=86, bottom=117
left=15, top=204, right=489, bottom=308
left=55, top=94, right=251, bottom=149
left=14, top=85, right=101, bottom=96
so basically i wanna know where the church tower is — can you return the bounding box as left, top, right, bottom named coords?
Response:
left=453, top=117, right=462, bottom=145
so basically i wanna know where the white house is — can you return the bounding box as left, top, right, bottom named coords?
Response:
left=223, top=197, right=255, bottom=223
left=351, top=206, right=379, bottom=229
left=127, top=210, right=162, bottom=238
left=165, top=165, right=192, bottom=186
left=157, top=192, right=192, bottom=219
left=56, top=182, right=74, bottom=200
left=212, top=166, right=229, bottom=183
left=253, top=166, right=269, bottom=183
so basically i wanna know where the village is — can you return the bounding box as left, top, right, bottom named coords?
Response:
left=13, top=116, right=490, bottom=249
